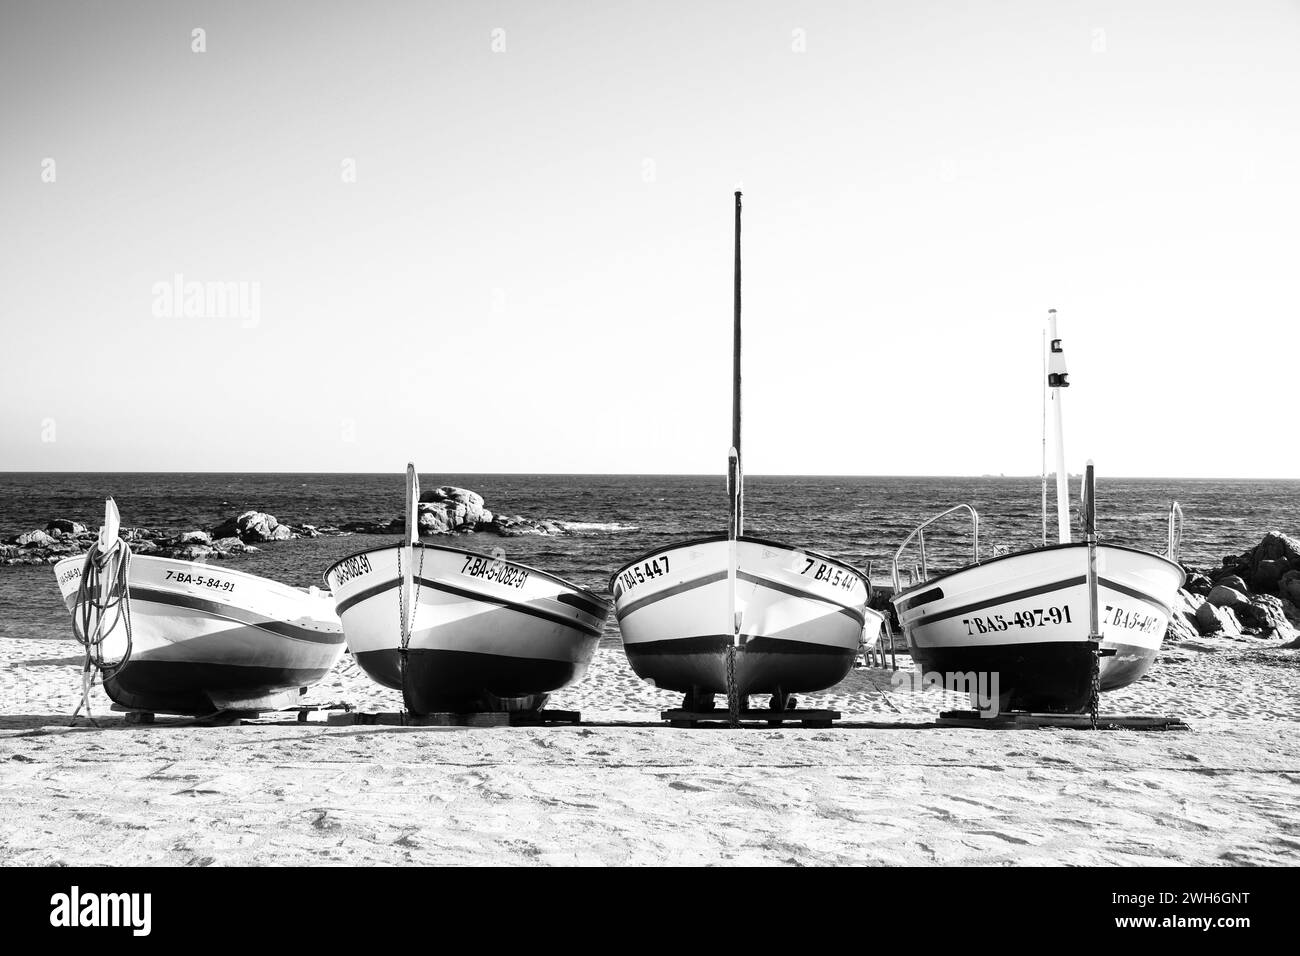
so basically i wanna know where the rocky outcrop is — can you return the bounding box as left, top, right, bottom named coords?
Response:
left=209, top=511, right=292, bottom=543
left=46, top=519, right=87, bottom=535
left=3, top=522, right=264, bottom=566
left=488, top=515, right=566, bottom=536
left=1171, top=530, right=1300, bottom=646
left=3, top=488, right=575, bottom=568
left=418, top=486, right=487, bottom=530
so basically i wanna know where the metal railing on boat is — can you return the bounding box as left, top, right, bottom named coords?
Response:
left=1167, top=500, right=1185, bottom=563
left=891, top=504, right=981, bottom=592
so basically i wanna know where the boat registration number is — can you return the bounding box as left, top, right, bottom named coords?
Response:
left=330, top=554, right=373, bottom=587
left=164, top=569, right=235, bottom=593
left=799, top=559, right=857, bottom=592
left=616, top=555, right=670, bottom=594
left=963, top=606, right=1072, bottom=635
left=1103, top=605, right=1163, bottom=635
left=461, top=555, right=530, bottom=589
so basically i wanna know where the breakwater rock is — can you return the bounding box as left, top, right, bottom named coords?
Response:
left=1170, top=531, right=1300, bottom=646
left=1, top=487, right=573, bottom=567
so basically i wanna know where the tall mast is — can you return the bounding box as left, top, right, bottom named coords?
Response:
left=725, top=192, right=745, bottom=724
left=1040, top=328, right=1048, bottom=547
left=730, top=190, right=743, bottom=538
left=1047, top=309, right=1071, bottom=543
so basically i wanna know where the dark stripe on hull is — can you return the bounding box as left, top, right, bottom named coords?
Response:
left=102, top=661, right=330, bottom=715
left=624, top=635, right=856, bottom=696
left=354, top=648, right=577, bottom=714
left=337, top=577, right=604, bottom=636
left=616, top=570, right=864, bottom=625
left=910, top=576, right=1171, bottom=629
left=82, top=587, right=344, bottom=645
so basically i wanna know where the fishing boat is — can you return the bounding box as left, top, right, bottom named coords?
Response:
left=889, top=311, right=1185, bottom=714
left=610, top=192, right=884, bottom=717
left=54, top=498, right=345, bottom=716
left=324, top=466, right=611, bottom=714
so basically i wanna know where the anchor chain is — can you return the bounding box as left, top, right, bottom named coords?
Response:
left=1089, top=642, right=1100, bottom=730
left=725, top=645, right=740, bottom=727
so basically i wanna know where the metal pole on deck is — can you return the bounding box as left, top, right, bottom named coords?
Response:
left=726, top=191, right=744, bottom=727
left=1041, top=328, right=1049, bottom=547
left=1047, top=310, right=1071, bottom=544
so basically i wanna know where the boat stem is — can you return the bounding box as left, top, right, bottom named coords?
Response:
left=400, top=464, right=419, bottom=712
left=1083, top=460, right=1101, bottom=726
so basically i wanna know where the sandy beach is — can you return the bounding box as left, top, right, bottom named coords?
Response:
left=2, top=636, right=1296, bottom=866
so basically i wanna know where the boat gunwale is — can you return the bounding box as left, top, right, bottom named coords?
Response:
left=889, top=541, right=1186, bottom=606
left=323, top=540, right=612, bottom=610
left=608, top=533, right=870, bottom=597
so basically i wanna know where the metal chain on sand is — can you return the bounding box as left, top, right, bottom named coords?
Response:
left=726, top=645, right=740, bottom=727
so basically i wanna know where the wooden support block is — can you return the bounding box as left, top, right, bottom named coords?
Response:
left=323, top=709, right=582, bottom=728
left=660, top=708, right=841, bottom=727
left=936, top=709, right=1190, bottom=731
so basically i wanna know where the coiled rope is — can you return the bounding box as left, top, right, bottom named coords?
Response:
left=69, top=538, right=134, bottom=726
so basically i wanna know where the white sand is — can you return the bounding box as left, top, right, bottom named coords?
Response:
left=1, top=637, right=1297, bottom=865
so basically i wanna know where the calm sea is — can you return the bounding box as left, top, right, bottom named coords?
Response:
left=2, top=472, right=1295, bottom=642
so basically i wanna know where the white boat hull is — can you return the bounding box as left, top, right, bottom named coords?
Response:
left=611, top=536, right=882, bottom=701
left=891, top=543, right=1185, bottom=712
left=54, top=553, right=345, bottom=714
left=324, top=543, right=610, bottom=714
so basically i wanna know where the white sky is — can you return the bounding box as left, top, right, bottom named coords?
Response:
left=2, top=0, right=1297, bottom=477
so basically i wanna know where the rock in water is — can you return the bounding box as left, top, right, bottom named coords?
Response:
left=171, top=544, right=215, bottom=561
left=418, top=487, right=487, bottom=530
left=179, top=530, right=212, bottom=545
left=417, top=504, right=452, bottom=534
left=420, top=486, right=485, bottom=509
left=14, top=530, right=55, bottom=548
left=211, top=511, right=291, bottom=543
left=46, top=519, right=88, bottom=535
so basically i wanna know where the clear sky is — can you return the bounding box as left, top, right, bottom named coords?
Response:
left=2, top=1, right=1297, bottom=477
